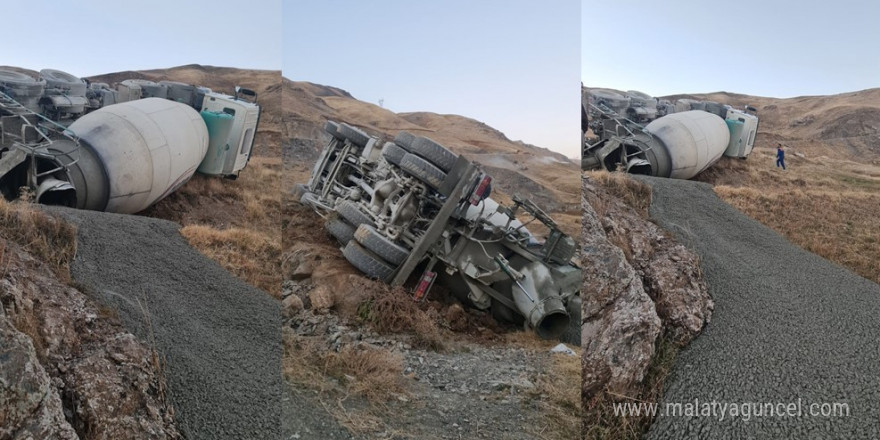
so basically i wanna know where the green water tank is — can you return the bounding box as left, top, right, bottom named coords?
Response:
left=198, top=110, right=235, bottom=175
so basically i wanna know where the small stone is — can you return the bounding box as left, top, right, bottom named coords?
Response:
left=282, top=295, right=304, bottom=318
left=308, top=286, right=334, bottom=311
left=289, top=261, right=314, bottom=280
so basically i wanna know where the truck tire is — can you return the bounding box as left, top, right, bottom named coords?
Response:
left=336, top=200, right=375, bottom=227
left=343, top=241, right=396, bottom=282
left=400, top=153, right=446, bottom=190
left=326, top=218, right=356, bottom=245
left=560, top=296, right=582, bottom=345
left=382, top=142, right=407, bottom=166
left=300, top=192, right=319, bottom=207
left=408, top=136, right=458, bottom=172
left=292, top=183, right=310, bottom=202
left=354, top=224, right=410, bottom=266
left=394, top=131, right=416, bottom=149
left=324, top=121, right=343, bottom=140
left=338, top=123, right=370, bottom=148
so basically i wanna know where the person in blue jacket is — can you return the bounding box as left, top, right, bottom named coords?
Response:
left=776, top=144, right=786, bottom=170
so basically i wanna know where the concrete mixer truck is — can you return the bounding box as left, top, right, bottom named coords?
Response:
left=294, top=122, right=581, bottom=344
left=0, top=67, right=260, bottom=213
left=582, top=87, right=759, bottom=179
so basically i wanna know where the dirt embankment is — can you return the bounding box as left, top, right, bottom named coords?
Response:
left=0, top=202, right=178, bottom=439
left=581, top=173, right=712, bottom=439
left=281, top=197, right=581, bottom=439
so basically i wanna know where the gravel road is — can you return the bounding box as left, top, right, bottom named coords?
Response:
left=47, top=207, right=281, bottom=440
left=637, top=177, right=880, bottom=439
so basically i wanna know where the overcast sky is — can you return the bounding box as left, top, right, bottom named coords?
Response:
left=3, top=0, right=281, bottom=76
left=285, top=0, right=581, bottom=158
left=583, top=0, right=880, bottom=98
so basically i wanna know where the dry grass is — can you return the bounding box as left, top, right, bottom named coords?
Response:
left=282, top=327, right=407, bottom=404
left=147, top=157, right=281, bottom=296
left=705, top=151, right=880, bottom=286
left=180, top=225, right=281, bottom=296
left=529, top=350, right=582, bottom=439
left=588, top=171, right=653, bottom=216
left=0, top=198, right=76, bottom=278
left=584, top=335, right=680, bottom=440
left=356, top=284, right=445, bottom=351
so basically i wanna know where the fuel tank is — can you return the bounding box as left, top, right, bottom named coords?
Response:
left=65, top=98, right=208, bottom=213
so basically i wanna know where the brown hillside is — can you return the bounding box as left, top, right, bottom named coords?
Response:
left=284, top=79, right=580, bottom=234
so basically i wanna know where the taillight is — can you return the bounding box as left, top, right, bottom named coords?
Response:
left=469, top=175, right=492, bottom=205
left=413, top=270, right=437, bottom=301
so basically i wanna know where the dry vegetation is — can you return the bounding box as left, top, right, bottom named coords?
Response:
left=701, top=150, right=880, bottom=286
left=587, top=171, right=653, bottom=217
left=147, top=156, right=282, bottom=296
left=282, top=327, right=408, bottom=405
left=0, top=198, right=76, bottom=278
left=583, top=336, right=680, bottom=440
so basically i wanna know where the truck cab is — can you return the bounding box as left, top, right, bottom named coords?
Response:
left=198, top=88, right=260, bottom=178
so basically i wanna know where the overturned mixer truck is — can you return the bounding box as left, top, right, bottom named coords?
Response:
left=295, top=122, right=582, bottom=344
left=0, top=68, right=259, bottom=213
left=582, top=88, right=759, bottom=179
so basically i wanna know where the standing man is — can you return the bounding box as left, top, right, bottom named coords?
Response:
left=776, top=144, right=786, bottom=170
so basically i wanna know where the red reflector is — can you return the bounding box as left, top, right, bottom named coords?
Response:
left=413, top=270, right=437, bottom=301
left=469, top=175, right=492, bottom=205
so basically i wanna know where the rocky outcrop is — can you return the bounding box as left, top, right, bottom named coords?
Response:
left=0, top=313, right=78, bottom=439
left=584, top=178, right=713, bottom=344
left=581, top=183, right=661, bottom=397
left=0, top=238, right=179, bottom=440
left=581, top=175, right=712, bottom=398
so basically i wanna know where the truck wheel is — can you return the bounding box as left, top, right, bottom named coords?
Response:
left=338, top=123, right=370, bottom=148
left=324, top=121, right=343, bottom=140
left=292, top=183, right=310, bottom=202
left=560, top=296, right=582, bottom=346
left=336, top=200, right=375, bottom=227
left=408, top=136, right=458, bottom=172
left=399, top=153, right=446, bottom=190
left=300, top=192, right=319, bottom=207
left=326, top=218, right=356, bottom=245
left=382, top=142, right=407, bottom=166
left=394, top=131, right=416, bottom=149
left=343, top=241, right=396, bottom=282
left=354, top=224, right=410, bottom=266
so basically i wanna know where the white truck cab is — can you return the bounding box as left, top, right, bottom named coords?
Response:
left=198, top=87, right=260, bottom=178
left=723, top=108, right=759, bottom=158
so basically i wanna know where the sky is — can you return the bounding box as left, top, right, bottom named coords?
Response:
left=3, top=0, right=281, bottom=76
left=284, top=0, right=581, bottom=158
left=583, top=0, right=880, bottom=98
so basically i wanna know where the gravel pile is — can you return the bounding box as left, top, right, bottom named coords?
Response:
left=47, top=207, right=281, bottom=440
left=638, top=177, right=880, bottom=438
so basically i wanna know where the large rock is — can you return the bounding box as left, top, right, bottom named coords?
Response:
left=0, top=314, right=78, bottom=440
left=581, top=183, right=661, bottom=397
left=583, top=177, right=712, bottom=344
left=0, top=237, right=180, bottom=439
